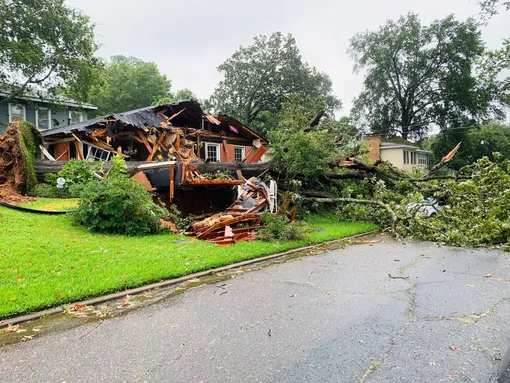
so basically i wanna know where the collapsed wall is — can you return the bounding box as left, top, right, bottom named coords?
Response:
left=0, top=121, right=41, bottom=203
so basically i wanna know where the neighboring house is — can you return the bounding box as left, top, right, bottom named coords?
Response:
left=0, top=90, right=97, bottom=134
left=365, top=136, right=432, bottom=171
left=40, top=99, right=269, bottom=163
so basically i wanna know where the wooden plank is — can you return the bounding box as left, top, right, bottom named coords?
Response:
left=55, top=150, right=68, bottom=161
left=246, top=146, right=267, bottom=163
left=169, top=163, right=175, bottom=201
left=71, top=133, right=82, bottom=144
left=146, top=132, right=166, bottom=162
left=184, top=179, right=245, bottom=186
left=197, top=214, right=259, bottom=239
left=137, top=131, right=153, bottom=153
left=39, top=145, right=55, bottom=161
left=74, top=140, right=84, bottom=160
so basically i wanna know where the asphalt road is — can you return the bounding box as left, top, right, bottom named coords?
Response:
left=1, top=236, right=510, bottom=382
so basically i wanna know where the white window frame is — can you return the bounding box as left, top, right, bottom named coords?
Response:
left=35, top=107, right=52, bottom=130
left=205, top=143, right=221, bottom=162
left=68, top=110, right=84, bottom=124
left=234, top=146, right=245, bottom=162
left=86, top=145, right=111, bottom=161
left=418, top=154, right=428, bottom=165
left=8, top=103, right=26, bottom=123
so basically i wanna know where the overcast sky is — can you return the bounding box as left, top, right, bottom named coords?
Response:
left=66, top=0, right=509, bottom=114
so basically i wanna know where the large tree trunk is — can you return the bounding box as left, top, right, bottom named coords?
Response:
left=34, top=160, right=275, bottom=181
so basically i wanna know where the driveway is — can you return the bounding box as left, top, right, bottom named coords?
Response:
left=1, top=236, right=509, bottom=382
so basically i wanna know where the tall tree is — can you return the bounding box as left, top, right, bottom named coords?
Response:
left=0, top=0, right=98, bottom=100
left=479, top=0, right=510, bottom=17
left=211, top=32, right=341, bottom=134
left=152, top=88, right=196, bottom=105
left=349, top=14, right=494, bottom=140
left=89, top=56, right=171, bottom=115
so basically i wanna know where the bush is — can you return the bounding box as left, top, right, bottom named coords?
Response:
left=45, top=159, right=102, bottom=197
left=167, top=204, right=195, bottom=230
left=73, top=157, right=168, bottom=236
left=259, top=213, right=309, bottom=241
left=31, top=183, right=64, bottom=198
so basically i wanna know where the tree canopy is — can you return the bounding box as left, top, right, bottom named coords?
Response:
left=89, top=56, right=171, bottom=115
left=0, top=0, right=98, bottom=100
left=152, top=88, right=196, bottom=106
left=349, top=13, right=496, bottom=140
left=210, top=32, right=341, bottom=134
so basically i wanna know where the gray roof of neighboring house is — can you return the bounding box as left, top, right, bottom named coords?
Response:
left=41, top=99, right=204, bottom=137
left=0, top=90, right=97, bottom=110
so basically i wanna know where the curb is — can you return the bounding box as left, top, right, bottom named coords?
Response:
left=0, top=230, right=379, bottom=328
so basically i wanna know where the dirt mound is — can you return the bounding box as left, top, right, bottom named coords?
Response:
left=0, top=122, right=40, bottom=204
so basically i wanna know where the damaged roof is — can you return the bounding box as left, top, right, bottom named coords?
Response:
left=42, top=99, right=204, bottom=138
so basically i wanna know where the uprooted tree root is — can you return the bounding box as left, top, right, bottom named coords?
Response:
left=0, top=121, right=41, bottom=204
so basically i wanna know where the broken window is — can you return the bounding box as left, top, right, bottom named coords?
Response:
left=36, top=107, right=51, bottom=130
left=234, top=146, right=245, bottom=162
left=69, top=111, right=84, bottom=124
left=87, top=146, right=111, bottom=161
left=206, top=143, right=220, bottom=162
left=8, top=104, right=25, bottom=123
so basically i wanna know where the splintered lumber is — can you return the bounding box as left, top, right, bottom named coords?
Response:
left=137, top=131, right=153, bottom=153
left=74, top=140, right=84, bottom=160
left=169, top=163, right=175, bottom=201
left=147, top=132, right=167, bottom=162
left=196, top=214, right=260, bottom=239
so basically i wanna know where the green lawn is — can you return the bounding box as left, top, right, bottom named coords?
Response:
left=20, top=197, right=79, bottom=212
left=0, top=202, right=377, bottom=319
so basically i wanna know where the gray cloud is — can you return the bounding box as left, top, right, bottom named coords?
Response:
left=67, top=0, right=510, bottom=112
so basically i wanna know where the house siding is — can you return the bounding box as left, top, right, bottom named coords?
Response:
left=0, top=97, right=90, bottom=134
left=381, top=148, right=428, bottom=172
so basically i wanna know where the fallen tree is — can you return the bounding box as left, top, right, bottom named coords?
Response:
left=34, top=159, right=275, bottom=180
left=0, top=121, right=42, bottom=203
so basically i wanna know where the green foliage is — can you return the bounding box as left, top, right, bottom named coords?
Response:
left=269, top=103, right=340, bottom=183
left=18, top=121, right=41, bottom=193
left=259, top=213, right=310, bottom=241
left=45, top=159, right=102, bottom=197
left=349, top=13, right=495, bottom=139
left=89, top=56, right=171, bottom=115
left=211, top=32, right=341, bottom=134
left=429, top=122, right=510, bottom=170
left=479, top=0, right=510, bottom=17
left=396, top=155, right=510, bottom=250
left=152, top=88, right=197, bottom=105
left=73, top=157, right=168, bottom=236
left=166, top=204, right=195, bottom=230
left=0, top=0, right=98, bottom=98
left=31, top=183, right=61, bottom=198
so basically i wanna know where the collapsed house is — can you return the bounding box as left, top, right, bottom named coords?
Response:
left=35, top=100, right=277, bottom=244
left=40, top=99, right=269, bottom=164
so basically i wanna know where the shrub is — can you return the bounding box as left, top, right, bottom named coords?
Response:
left=31, top=183, right=63, bottom=198
left=46, top=159, right=102, bottom=197
left=73, top=157, right=168, bottom=236
left=259, top=213, right=309, bottom=241
left=167, top=204, right=195, bottom=230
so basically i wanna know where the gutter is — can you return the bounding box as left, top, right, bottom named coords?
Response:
left=0, top=230, right=379, bottom=328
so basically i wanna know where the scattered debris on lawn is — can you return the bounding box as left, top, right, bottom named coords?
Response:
left=185, top=177, right=275, bottom=245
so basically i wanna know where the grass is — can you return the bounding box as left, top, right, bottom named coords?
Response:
left=20, top=198, right=79, bottom=212
left=0, top=201, right=377, bottom=319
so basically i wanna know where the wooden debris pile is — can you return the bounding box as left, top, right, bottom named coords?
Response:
left=185, top=177, right=272, bottom=245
